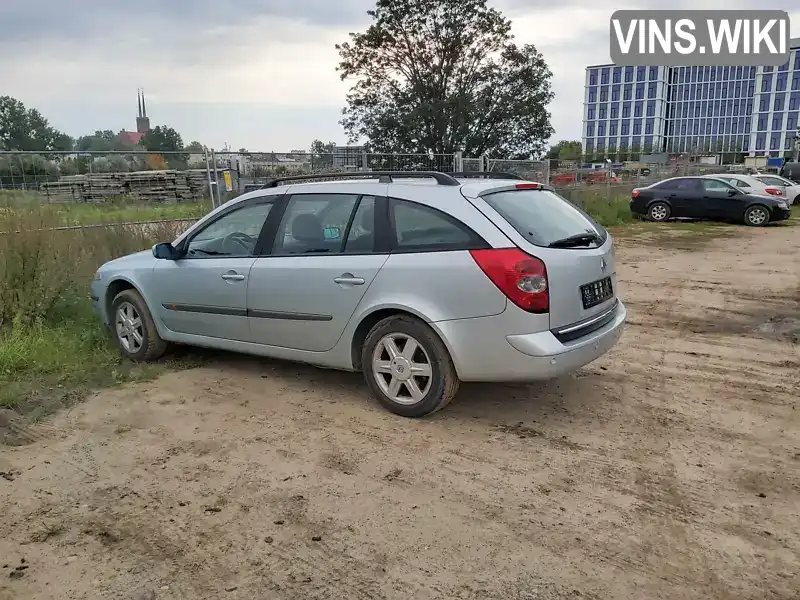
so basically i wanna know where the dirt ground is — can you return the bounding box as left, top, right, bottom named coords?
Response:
left=1, top=223, right=799, bottom=600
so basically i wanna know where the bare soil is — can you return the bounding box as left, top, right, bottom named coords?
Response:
left=1, top=223, right=799, bottom=600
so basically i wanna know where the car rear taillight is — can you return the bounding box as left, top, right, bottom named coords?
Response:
left=469, top=248, right=548, bottom=313
left=515, top=182, right=541, bottom=190
left=631, top=189, right=641, bottom=198
left=764, top=187, right=783, bottom=196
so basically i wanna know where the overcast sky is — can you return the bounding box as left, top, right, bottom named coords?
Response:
left=1, top=1, right=798, bottom=152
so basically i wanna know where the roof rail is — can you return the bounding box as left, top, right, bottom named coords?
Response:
left=261, top=171, right=460, bottom=189
left=451, top=172, right=523, bottom=180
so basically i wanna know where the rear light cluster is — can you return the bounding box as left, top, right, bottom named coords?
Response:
left=631, top=189, right=641, bottom=198
left=470, top=249, right=549, bottom=313
left=764, top=187, right=784, bottom=196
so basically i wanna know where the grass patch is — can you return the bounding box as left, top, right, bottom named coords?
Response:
left=0, top=194, right=209, bottom=444
left=0, top=190, right=210, bottom=226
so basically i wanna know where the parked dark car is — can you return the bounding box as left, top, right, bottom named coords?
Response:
left=630, top=176, right=791, bottom=227
left=780, top=162, right=800, bottom=183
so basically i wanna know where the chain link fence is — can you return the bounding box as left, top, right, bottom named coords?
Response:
left=0, top=149, right=758, bottom=209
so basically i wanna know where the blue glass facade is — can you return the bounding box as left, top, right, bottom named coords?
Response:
left=582, top=65, right=668, bottom=157
left=582, top=40, right=800, bottom=159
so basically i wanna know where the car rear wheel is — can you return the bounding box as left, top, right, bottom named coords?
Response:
left=744, top=205, right=770, bottom=227
left=362, top=315, right=459, bottom=417
left=648, top=202, right=670, bottom=222
left=111, top=289, right=168, bottom=361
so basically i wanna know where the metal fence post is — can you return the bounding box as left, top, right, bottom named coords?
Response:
left=204, top=147, right=215, bottom=208
left=479, top=154, right=486, bottom=172
left=454, top=151, right=463, bottom=172
left=210, top=149, right=222, bottom=208
left=361, top=151, right=369, bottom=172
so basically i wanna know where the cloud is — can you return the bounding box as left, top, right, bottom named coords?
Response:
left=2, top=1, right=800, bottom=150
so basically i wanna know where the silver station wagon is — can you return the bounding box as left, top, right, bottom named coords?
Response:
left=91, top=171, right=626, bottom=417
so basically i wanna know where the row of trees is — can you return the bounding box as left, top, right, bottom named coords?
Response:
left=0, top=95, right=202, bottom=156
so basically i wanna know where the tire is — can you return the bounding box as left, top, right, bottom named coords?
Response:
left=110, top=289, right=168, bottom=362
left=743, top=204, right=770, bottom=227
left=648, top=201, right=671, bottom=222
left=361, top=315, right=460, bottom=418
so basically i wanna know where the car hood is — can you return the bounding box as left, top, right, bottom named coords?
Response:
left=102, top=249, right=156, bottom=270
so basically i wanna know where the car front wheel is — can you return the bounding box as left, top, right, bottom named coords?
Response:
left=743, top=205, right=770, bottom=227
left=111, top=289, right=168, bottom=361
left=361, top=315, right=459, bottom=417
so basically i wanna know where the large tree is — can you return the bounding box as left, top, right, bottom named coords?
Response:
left=0, top=96, right=73, bottom=151
left=546, top=140, right=582, bottom=161
left=335, top=0, right=554, bottom=158
left=141, top=125, right=184, bottom=153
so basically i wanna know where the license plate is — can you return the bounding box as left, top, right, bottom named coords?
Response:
left=580, top=277, right=613, bottom=309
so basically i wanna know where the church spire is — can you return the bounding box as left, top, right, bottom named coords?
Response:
left=137, top=89, right=142, bottom=118
left=141, top=89, right=147, bottom=118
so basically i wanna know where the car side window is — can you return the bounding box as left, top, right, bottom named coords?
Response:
left=390, top=199, right=484, bottom=251
left=343, top=196, right=377, bottom=253
left=672, top=179, right=700, bottom=191
left=735, top=180, right=751, bottom=188
left=273, top=194, right=359, bottom=255
left=701, top=179, right=735, bottom=193
left=655, top=180, right=676, bottom=190
left=186, top=202, right=273, bottom=258
left=757, top=176, right=785, bottom=186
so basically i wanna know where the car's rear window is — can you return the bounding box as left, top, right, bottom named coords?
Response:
left=481, top=189, right=607, bottom=247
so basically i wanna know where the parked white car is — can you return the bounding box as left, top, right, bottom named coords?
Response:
left=704, top=174, right=787, bottom=200
left=751, top=174, right=800, bottom=205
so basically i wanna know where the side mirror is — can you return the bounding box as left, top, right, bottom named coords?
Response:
left=727, top=188, right=737, bottom=196
left=152, top=242, right=179, bottom=260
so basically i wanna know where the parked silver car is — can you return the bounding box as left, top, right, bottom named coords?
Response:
left=751, top=173, right=800, bottom=205
left=91, top=172, right=626, bottom=417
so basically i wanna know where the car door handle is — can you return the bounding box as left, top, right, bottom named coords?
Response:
left=334, top=274, right=365, bottom=285
left=221, top=272, right=245, bottom=281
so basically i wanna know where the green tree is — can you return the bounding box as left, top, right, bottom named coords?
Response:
left=185, top=140, right=204, bottom=153
left=141, top=125, right=186, bottom=168
left=75, top=130, right=117, bottom=152
left=0, top=96, right=73, bottom=151
left=336, top=0, right=554, bottom=158
left=141, top=125, right=184, bottom=153
left=310, top=139, right=337, bottom=167
left=546, top=140, right=582, bottom=161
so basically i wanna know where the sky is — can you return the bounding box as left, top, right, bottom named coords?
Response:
left=1, top=1, right=799, bottom=153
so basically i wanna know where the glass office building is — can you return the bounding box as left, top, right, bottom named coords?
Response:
left=582, top=39, right=800, bottom=160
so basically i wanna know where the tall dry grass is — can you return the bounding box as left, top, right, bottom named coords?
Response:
left=0, top=198, right=199, bottom=415
left=0, top=201, right=189, bottom=329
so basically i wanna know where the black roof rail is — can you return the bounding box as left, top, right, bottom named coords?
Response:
left=261, top=171, right=460, bottom=189
left=451, top=171, right=523, bottom=180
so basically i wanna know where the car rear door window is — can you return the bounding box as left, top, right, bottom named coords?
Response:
left=343, top=196, right=377, bottom=253
left=701, top=179, right=736, bottom=192
left=273, top=194, right=359, bottom=255
left=390, top=199, right=485, bottom=251
left=480, top=189, right=606, bottom=247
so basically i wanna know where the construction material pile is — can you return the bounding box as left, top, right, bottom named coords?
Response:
left=39, top=170, right=204, bottom=203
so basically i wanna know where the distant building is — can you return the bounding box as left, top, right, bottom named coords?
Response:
left=582, top=38, right=800, bottom=160
left=119, top=89, right=151, bottom=146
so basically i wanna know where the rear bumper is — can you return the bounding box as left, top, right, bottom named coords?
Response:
left=434, top=301, right=627, bottom=382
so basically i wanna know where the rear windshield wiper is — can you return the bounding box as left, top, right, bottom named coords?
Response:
left=548, top=232, right=602, bottom=248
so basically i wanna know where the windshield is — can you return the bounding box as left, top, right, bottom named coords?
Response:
left=481, top=189, right=607, bottom=247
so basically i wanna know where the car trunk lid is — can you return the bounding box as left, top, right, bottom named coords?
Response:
left=462, top=184, right=618, bottom=330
